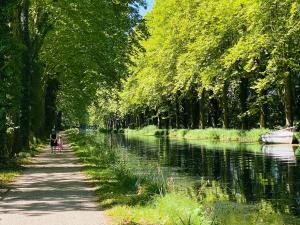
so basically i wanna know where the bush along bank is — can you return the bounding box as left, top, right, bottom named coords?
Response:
left=124, top=126, right=270, bottom=143
left=66, top=129, right=299, bottom=225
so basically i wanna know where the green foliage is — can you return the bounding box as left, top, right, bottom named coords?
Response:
left=40, top=0, right=146, bottom=124
left=109, top=193, right=209, bottom=225
left=125, top=125, right=167, bottom=136
left=64, top=128, right=79, bottom=136
left=92, top=0, right=300, bottom=132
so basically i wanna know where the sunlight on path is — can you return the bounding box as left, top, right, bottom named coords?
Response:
left=0, top=142, right=111, bottom=225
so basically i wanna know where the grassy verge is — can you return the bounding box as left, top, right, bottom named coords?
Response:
left=0, top=144, right=44, bottom=194
left=125, top=125, right=167, bottom=136
left=125, top=126, right=269, bottom=143
left=67, top=129, right=300, bottom=225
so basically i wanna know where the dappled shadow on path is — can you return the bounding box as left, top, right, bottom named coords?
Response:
left=0, top=146, right=101, bottom=217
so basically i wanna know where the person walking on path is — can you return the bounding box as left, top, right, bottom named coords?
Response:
left=57, top=135, right=63, bottom=153
left=50, top=129, right=57, bottom=153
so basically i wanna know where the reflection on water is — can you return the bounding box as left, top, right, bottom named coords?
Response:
left=262, top=145, right=296, bottom=163
left=108, top=134, right=300, bottom=217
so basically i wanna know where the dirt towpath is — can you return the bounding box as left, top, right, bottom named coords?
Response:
left=0, top=143, right=111, bottom=225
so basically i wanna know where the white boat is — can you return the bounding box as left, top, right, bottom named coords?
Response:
left=261, top=129, right=294, bottom=144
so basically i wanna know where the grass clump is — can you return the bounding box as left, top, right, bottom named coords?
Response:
left=125, top=125, right=167, bottom=136
left=0, top=170, right=20, bottom=190
left=184, top=128, right=269, bottom=143
left=124, top=127, right=269, bottom=143
left=108, top=193, right=209, bottom=225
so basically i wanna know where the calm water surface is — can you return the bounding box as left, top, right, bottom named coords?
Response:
left=109, top=134, right=300, bottom=217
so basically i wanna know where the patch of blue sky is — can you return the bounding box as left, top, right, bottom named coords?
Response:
left=139, top=0, right=154, bottom=16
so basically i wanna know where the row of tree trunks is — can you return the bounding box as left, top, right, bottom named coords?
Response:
left=106, top=72, right=296, bottom=131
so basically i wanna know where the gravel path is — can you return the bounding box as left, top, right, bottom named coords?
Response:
left=0, top=144, right=111, bottom=225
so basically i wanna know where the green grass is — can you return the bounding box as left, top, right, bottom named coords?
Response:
left=0, top=171, right=19, bottom=189
left=108, top=193, right=209, bottom=225
left=125, top=125, right=167, bottom=136
left=184, top=128, right=269, bottom=143
left=67, top=131, right=300, bottom=225
left=125, top=126, right=270, bottom=143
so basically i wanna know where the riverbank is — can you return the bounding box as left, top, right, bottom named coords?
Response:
left=0, top=144, right=44, bottom=198
left=67, top=129, right=300, bottom=225
left=124, top=125, right=270, bottom=143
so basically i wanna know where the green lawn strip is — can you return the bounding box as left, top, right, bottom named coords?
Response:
left=124, top=126, right=270, bottom=143
left=67, top=130, right=300, bottom=225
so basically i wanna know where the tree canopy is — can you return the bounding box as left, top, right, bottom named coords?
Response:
left=2, top=0, right=300, bottom=160
left=0, top=0, right=146, bottom=160
left=95, top=0, right=300, bottom=131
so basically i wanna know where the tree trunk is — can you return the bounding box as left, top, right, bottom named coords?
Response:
left=222, top=81, right=229, bottom=129
left=30, top=63, right=45, bottom=137
left=20, top=0, right=31, bottom=149
left=157, top=114, right=161, bottom=129
left=56, top=111, right=63, bottom=131
left=283, top=72, right=294, bottom=127
left=239, top=78, right=249, bottom=130
left=259, top=108, right=266, bottom=128
left=0, top=54, right=8, bottom=159
left=175, top=95, right=180, bottom=129
left=199, top=90, right=206, bottom=129
left=210, top=97, right=220, bottom=128
left=45, top=79, right=59, bottom=134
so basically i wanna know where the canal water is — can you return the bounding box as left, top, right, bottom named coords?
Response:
left=109, top=134, right=300, bottom=217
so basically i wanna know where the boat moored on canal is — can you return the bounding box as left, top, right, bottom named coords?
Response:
left=261, top=128, right=297, bottom=144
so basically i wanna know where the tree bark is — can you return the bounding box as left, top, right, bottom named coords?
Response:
left=0, top=54, right=8, bottom=159
left=283, top=72, right=294, bottom=127
left=199, top=89, right=206, bottom=129
left=45, top=78, right=59, bottom=134
left=259, top=108, right=266, bottom=128
left=20, top=0, right=31, bottom=149
left=239, top=78, right=249, bottom=130
left=30, top=63, right=45, bottom=137
left=222, top=81, right=229, bottom=129
left=175, top=95, right=180, bottom=129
